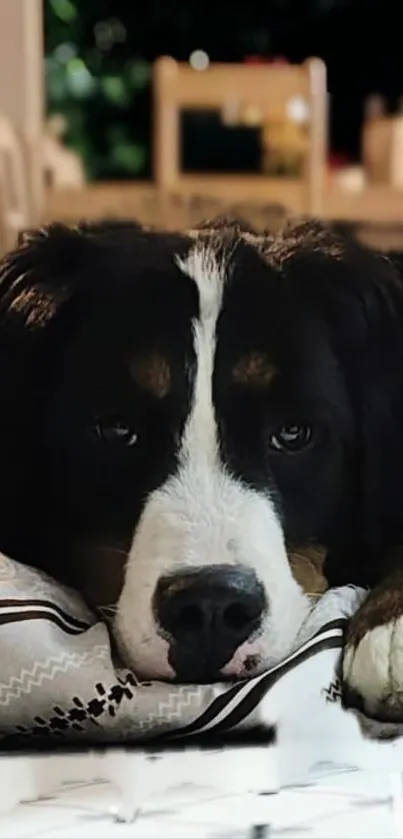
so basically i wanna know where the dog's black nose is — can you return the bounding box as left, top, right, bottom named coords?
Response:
left=154, top=565, right=266, bottom=682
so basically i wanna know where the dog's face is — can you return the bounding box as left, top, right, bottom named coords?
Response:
left=0, top=218, right=401, bottom=683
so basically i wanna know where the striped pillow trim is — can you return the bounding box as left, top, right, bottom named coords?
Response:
left=0, top=598, right=91, bottom=635
left=160, top=618, right=346, bottom=742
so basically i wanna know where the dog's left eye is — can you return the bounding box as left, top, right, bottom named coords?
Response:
left=269, top=425, right=312, bottom=453
left=94, top=417, right=138, bottom=447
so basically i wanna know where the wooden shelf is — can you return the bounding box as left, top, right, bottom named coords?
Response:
left=44, top=179, right=403, bottom=228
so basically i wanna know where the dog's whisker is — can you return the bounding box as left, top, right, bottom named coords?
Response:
left=101, top=546, right=128, bottom=559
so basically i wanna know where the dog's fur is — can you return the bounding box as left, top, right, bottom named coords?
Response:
left=1, top=216, right=403, bottom=721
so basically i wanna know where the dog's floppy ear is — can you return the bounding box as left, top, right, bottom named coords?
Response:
left=0, top=223, right=96, bottom=561
left=284, top=227, right=403, bottom=584
left=0, top=223, right=94, bottom=336
left=0, top=217, right=147, bottom=336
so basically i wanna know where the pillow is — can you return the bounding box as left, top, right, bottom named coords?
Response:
left=0, top=551, right=366, bottom=748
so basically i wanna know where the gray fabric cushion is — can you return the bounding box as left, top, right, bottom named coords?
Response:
left=0, top=553, right=365, bottom=746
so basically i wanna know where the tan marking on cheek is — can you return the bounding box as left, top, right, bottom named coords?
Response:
left=232, top=352, right=277, bottom=388
left=288, top=544, right=327, bottom=595
left=131, top=353, right=171, bottom=399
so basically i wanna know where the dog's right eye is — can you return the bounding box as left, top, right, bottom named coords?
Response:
left=269, top=424, right=312, bottom=453
left=93, top=417, right=138, bottom=447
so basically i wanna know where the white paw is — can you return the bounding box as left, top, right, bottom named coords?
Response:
left=343, top=616, right=403, bottom=725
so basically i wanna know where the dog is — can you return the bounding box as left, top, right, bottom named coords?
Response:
left=0, top=215, right=403, bottom=727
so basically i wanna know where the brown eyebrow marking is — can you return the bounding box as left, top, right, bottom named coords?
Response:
left=232, top=352, right=277, bottom=388
left=130, top=352, right=171, bottom=399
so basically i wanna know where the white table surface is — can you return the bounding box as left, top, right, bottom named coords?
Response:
left=2, top=761, right=403, bottom=839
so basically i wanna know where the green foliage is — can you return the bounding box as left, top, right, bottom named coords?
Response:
left=44, top=0, right=151, bottom=180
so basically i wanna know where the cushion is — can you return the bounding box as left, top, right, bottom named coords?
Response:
left=0, top=551, right=367, bottom=747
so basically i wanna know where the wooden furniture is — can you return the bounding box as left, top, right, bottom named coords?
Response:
left=153, top=56, right=328, bottom=215
left=43, top=115, right=85, bottom=190
left=0, top=0, right=44, bottom=251
left=363, top=113, right=403, bottom=188
left=43, top=181, right=403, bottom=230
left=0, top=115, right=31, bottom=252
left=0, top=111, right=84, bottom=255
left=0, top=0, right=44, bottom=228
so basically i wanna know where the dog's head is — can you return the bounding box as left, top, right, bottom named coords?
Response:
left=0, top=216, right=402, bottom=682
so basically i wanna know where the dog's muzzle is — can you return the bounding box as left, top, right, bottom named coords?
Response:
left=153, top=564, right=267, bottom=682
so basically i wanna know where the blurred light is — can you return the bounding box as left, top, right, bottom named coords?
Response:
left=45, top=57, right=68, bottom=102
left=189, top=50, right=209, bottom=71
left=95, top=21, right=114, bottom=51
left=49, top=0, right=77, bottom=24
left=221, top=100, right=240, bottom=126
left=53, top=42, right=77, bottom=64
left=101, top=75, right=129, bottom=106
left=47, top=113, right=68, bottom=138
left=287, top=96, right=309, bottom=124
left=110, top=18, right=127, bottom=43
left=94, top=18, right=127, bottom=51
left=66, top=58, right=95, bottom=98
left=127, top=60, right=150, bottom=89
left=242, top=105, right=262, bottom=126
left=111, top=142, right=146, bottom=173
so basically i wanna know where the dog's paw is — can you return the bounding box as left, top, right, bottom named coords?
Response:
left=342, top=580, right=403, bottom=738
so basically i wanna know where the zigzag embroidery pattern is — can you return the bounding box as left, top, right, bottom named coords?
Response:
left=6, top=671, right=138, bottom=742
left=323, top=676, right=342, bottom=703
left=157, top=686, right=205, bottom=722
left=138, top=685, right=205, bottom=730
left=0, top=645, right=109, bottom=705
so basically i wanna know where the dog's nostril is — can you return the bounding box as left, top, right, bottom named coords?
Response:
left=223, top=602, right=253, bottom=631
left=174, top=603, right=203, bottom=632
left=174, top=601, right=255, bottom=634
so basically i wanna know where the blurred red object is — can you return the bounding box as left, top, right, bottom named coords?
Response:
left=244, top=55, right=289, bottom=65
left=328, top=152, right=350, bottom=170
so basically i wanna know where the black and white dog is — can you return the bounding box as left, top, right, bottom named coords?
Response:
left=0, top=215, right=403, bottom=725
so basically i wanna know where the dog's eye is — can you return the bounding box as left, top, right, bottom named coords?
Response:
left=269, top=425, right=312, bottom=453
left=94, top=417, right=138, bottom=447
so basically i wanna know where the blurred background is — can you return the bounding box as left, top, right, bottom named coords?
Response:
left=1, top=0, right=403, bottom=248
left=43, top=0, right=401, bottom=179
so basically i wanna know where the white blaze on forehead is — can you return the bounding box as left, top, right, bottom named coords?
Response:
left=115, top=242, right=310, bottom=681
left=176, top=244, right=224, bottom=464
